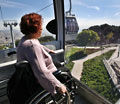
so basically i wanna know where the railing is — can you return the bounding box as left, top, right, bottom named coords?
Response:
left=103, top=59, right=118, bottom=85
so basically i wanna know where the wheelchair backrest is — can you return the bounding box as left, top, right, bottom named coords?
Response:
left=7, top=60, right=44, bottom=104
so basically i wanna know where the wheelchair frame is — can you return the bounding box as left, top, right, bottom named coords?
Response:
left=7, top=60, right=76, bottom=104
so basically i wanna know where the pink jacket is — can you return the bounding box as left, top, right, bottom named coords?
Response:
left=17, top=36, right=61, bottom=94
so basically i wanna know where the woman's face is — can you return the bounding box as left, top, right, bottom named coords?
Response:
left=33, top=26, right=42, bottom=39
left=38, top=26, right=42, bottom=38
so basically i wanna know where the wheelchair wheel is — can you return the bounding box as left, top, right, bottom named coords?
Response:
left=26, top=89, right=72, bottom=104
left=26, top=71, right=76, bottom=104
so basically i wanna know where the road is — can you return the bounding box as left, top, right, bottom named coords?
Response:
left=71, top=46, right=118, bottom=80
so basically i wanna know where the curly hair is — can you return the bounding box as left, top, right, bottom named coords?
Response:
left=20, top=13, right=42, bottom=35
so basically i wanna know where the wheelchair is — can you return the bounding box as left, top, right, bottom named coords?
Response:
left=7, top=60, right=76, bottom=104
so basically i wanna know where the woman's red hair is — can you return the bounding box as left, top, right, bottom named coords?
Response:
left=20, top=13, right=42, bottom=35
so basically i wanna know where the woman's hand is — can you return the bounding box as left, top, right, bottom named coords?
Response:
left=56, top=84, right=67, bottom=94
left=49, top=50, right=55, bottom=54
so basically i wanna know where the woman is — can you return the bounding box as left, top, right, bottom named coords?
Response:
left=17, top=13, right=66, bottom=95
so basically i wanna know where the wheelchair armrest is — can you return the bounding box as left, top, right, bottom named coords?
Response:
left=15, top=61, right=29, bottom=67
left=53, top=70, right=62, bottom=76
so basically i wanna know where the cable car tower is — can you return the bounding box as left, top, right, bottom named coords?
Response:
left=65, top=0, right=79, bottom=34
left=4, top=20, right=18, bottom=48
left=0, top=6, right=17, bottom=48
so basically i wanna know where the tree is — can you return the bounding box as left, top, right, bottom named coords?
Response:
left=89, top=24, right=120, bottom=44
left=38, top=36, right=55, bottom=43
left=106, top=32, right=114, bottom=43
left=76, top=30, right=100, bottom=48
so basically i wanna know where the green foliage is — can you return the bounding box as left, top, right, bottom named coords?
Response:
left=15, top=36, right=55, bottom=47
left=89, top=23, right=120, bottom=43
left=65, top=40, right=77, bottom=44
left=76, top=30, right=100, bottom=46
left=85, top=48, right=101, bottom=54
left=38, top=36, right=55, bottom=43
left=65, top=47, right=100, bottom=71
left=65, top=48, right=86, bottom=62
left=0, top=45, right=5, bottom=50
left=104, top=50, right=115, bottom=60
left=106, top=32, right=114, bottom=41
left=69, top=51, right=87, bottom=61
left=0, top=44, right=13, bottom=50
left=65, top=48, right=84, bottom=71
left=15, top=39, right=20, bottom=47
left=65, top=48, right=86, bottom=61
left=65, top=62, right=74, bottom=72
left=81, top=50, right=119, bottom=103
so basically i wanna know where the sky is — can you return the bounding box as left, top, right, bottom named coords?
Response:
left=70, top=0, right=120, bottom=31
left=0, top=0, right=120, bottom=32
left=0, top=0, right=54, bottom=31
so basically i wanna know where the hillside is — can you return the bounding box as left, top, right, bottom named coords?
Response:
left=0, top=30, right=23, bottom=45
left=0, top=29, right=53, bottom=45
left=88, top=24, right=120, bottom=44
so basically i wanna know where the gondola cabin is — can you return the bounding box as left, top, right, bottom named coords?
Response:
left=0, top=0, right=119, bottom=104
left=65, top=0, right=79, bottom=34
left=65, top=14, right=79, bottom=34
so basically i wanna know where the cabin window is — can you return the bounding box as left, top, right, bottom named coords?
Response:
left=0, top=0, right=56, bottom=48
left=0, top=0, right=56, bottom=63
left=64, top=0, right=120, bottom=103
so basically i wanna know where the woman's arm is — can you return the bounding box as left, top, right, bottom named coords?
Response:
left=25, top=44, right=62, bottom=95
left=42, top=45, right=55, bottom=54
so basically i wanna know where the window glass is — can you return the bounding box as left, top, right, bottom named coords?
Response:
left=0, top=0, right=55, bottom=63
left=0, top=0, right=55, bottom=48
left=64, top=0, right=119, bottom=103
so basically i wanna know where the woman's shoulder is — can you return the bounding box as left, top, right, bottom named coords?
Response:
left=19, top=37, right=43, bottom=51
left=29, top=39, right=41, bottom=47
left=22, top=38, right=40, bottom=47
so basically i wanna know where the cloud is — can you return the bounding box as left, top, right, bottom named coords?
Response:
left=0, top=21, right=5, bottom=29
left=76, top=17, right=120, bottom=31
left=0, top=0, right=29, bottom=8
left=42, top=17, right=54, bottom=28
left=72, top=0, right=100, bottom=11
left=73, top=1, right=85, bottom=6
left=88, top=6, right=100, bottom=11
left=110, top=5, right=120, bottom=8
left=114, top=12, right=120, bottom=16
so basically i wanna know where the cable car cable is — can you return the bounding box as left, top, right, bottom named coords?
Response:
left=0, top=6, right=4, bottom=22
left=36, top=3, right=53, bottom=13
left=66, top=0, right=72, bottom=15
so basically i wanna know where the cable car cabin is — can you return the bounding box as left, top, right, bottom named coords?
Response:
left=0, top=0, right=118, bottom=104
left=65, top=14, right=79, bottom=34
left=65, top=0, right=79, bottom=34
